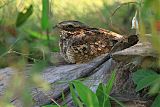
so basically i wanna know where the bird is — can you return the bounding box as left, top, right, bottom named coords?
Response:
left=53, top=20, right=126, bottom=63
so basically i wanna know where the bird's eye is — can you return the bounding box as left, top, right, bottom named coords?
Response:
left=67, top=24, right=74, bottom=28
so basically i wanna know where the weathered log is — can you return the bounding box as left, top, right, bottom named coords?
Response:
left=0, top=40, right=158, bottom=107
left=0, top=54, right=114, bottom=106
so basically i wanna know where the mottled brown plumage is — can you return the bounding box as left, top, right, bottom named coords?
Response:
left=54, top=20, right=125, bottom=63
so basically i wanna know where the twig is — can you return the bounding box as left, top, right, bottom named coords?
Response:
left=108, top=1, right=139, bottom=34
left=50, top=98, right=61, bottom=107
left=0, top=37, right=21, bottom=58
left=0, top=51, right=9, bottom=58
left=9, top=37, right=22, bottom=49
left=111, top=2, right=139, bottom=17
left=9, top=50, right=39, bottom=62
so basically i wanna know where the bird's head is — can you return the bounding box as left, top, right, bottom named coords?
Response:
left=53, top=20, right=89, bottom=31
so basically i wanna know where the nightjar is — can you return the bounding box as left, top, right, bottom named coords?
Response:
left=54, top=20, right=125, bottom=63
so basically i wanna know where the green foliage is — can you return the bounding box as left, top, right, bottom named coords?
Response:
left=21, top=85, right=33, bottom=107
left=132, top=69, right=160, bottom=107
left=151, top=94, right=160, bottom=107
left=96, top=83, right=112, bottom=107
left=139, top=0, right=160, bottom=54
left=132, top=69, right=160, bottom=92
left=29, top=61, right=51, bottom=91
left=96, top=83, right=107, bottom=107
left=25, top=29, right=57, bottom=41
left=132, top=69, right=158, bottom=83
left=69, top=83, right=83, bottom=107
left=0, top=0, right=139, bottom=67
left=142, top=0, right=160, bottom=20
left=16, top=5, right=33, bottom=27
left=30, top=60, right=47, bottom=73
left=96, top=70, right=126, bottom=107
left=69, top=70, right=125, bottom=107
left=104, top=70, right=116, bottom=107
left=72, top=80, right=99, bottom=107
left=95, top=70, right=116, bottom=107
left=41, top=0, right=49, bottom=30
left=105, top=70, right=116, bottom=97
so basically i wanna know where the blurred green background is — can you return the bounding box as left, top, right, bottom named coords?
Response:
left=0, top=0, right=138, bottom=67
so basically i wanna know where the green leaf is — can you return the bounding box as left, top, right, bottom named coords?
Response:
left=104, top=70, right=116, bottom=107
left=21, top=85, right=32, bottom=107
left=0, top=43, right=7, bottom=55
left=132, top=69, right=159, bottom=91
left=135, top=75, right=158, bottom=92
left=151, top=94, right=160, bottom=107
left=108, top=95, right=126, bottom=107
left=96, top=83, right=111, bottom=107
left=96, top=83, right=105, bottom=107
left=95, top=70, right=116, bottom=107
left=61, top=90, right=67, bottom=107
left=132, top=69, right=158, bottom=83
left=41, top=0, right=49, bottom=30
left=69, top=83, right=83, bottom=107
left=149, top=80, right=160, bottom=94
left=105, top=70, right=116, bottom=97
left=142, top=0, right=152, bottom=10
left=25, top=29, right=57, bottom=41
left=72, top=80, right=99, bottom=107
left=16, top=5, right=33, bottom=27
